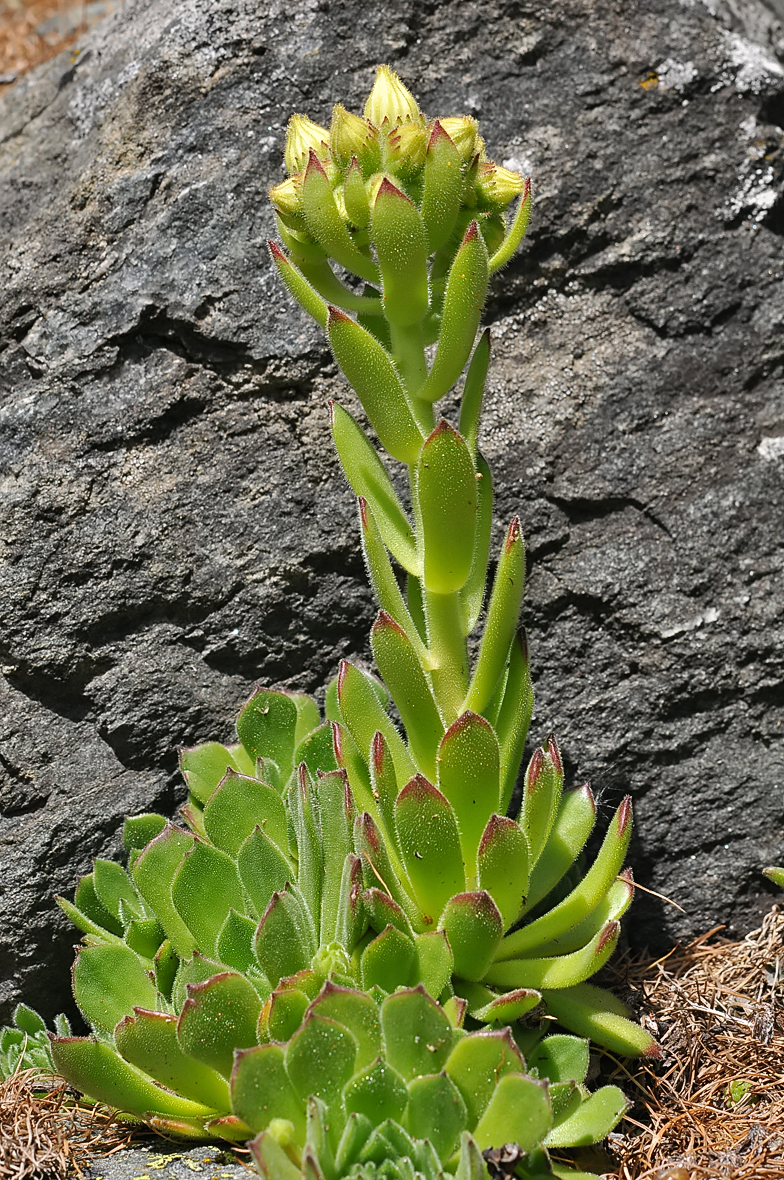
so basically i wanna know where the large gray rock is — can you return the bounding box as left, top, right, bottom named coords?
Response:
left=1, top=0, right=783, bottom=1024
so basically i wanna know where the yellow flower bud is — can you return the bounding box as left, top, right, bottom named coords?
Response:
left=284, top=113, right=330, bottom=174
left=330, top=103, right=381, bottom=172
left=439, top=116, right=480, bottom=163
left=385, top=120, right=428, bottom=175
left=475, top=161, right=526, bottom=211
left=268, top=176, right=301, bottom=218
left=364, top=64, right=421, bottom=127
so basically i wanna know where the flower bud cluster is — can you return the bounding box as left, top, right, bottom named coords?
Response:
left=269, top=64, right=526, bottom=249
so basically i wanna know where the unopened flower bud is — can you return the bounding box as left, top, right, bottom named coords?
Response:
left=284, top=113, right=330, bottom=174
left=475, top=161, right=526, bottom=211
left=385, top=120, right=428, bottom=176
left=330, top=103, right=381, bottom=174
left=268, top=176, right=301, bottom=218
left=439, top=115, right=480, bottom=162
left=364, top=64, right=421, bottom=127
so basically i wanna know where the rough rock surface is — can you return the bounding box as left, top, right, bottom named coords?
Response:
left=1, top=0, right=783, bottom=1024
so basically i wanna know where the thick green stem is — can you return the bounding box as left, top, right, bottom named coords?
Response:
left=389, top=321, right=428, bottom=400
left=423, top=588, right=469, bottom=725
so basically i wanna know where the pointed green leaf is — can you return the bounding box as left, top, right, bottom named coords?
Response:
left=381, top=986, right=453, bottom=1080
left=343, top=1057, right=408, bottom=1125
left=334, top=853, right=366, bottom=951
left=476, top=814, right=530, bottom=930
left=421, top=121, right=464, bottom=252
left=125, top=916, right=165, bottom=959
left=171, top=841, right=245, bottom=958
left=309, top=983, right=382, bottom=1071
left=177, top=971, right=261, bottom=1078
left=203, top=771, right=288, bottom=858
left=444, top=1028, right=524, bottom=1126
left=488, top=179, right=532, bottom=274
left=496, top=630, right=534, bottom=815
left=131, top=825, right=195, bottom=959
left=407, top=1071, right=467, bottom=1159
left=255, top=890, right=313, bottom=988
left=115, top=1008, right=230, bottom=1110
left=288, top=764, right=323, bottom=928
left=264, top=986, right=311, bottom=1043
left=456, top=981, right=541, bottom=1024
left=418, top=223, right=489, bottom=404
left=50, top=1036, right=215, bottom=1119
left=249, top=1129, right=304, bottom=1180
left=415, top=421, right=477, bottom=594
left=73, top=872, right=122, bottom=936
left=73, top=943, right=157, bottom=1034
left=295, top=722, right=339, bottom=779
left=463, top=518, right=526, bottom=715
left=460, top=452, right=493, bottom=635
left=454, top=1132, right=488, bottom=1180
left=216, top=910, right=258, bottom=974
left=371, top=612, right=443, bottom=781
left=335, top=1112, right=374, bottom=1174
left=331, top=403, right=419, bottom=575
left=338, top=661, right=416, bottom=787
left=285, top=1013, right=358, bottom=1105
left=237, top=826, right=293, bottom=920
left=440, top=891, right=503, bottom=983
left=363, top=887, right=413, bottom=938
left=360, top=924, right=416, bottom=992
left=359, top=502, right=426, bottom=654
left=371, top=178, right=429, bottom=327
left=328, top=309, right=424, bottom=465
left=268, top=242, right=328, bottom=328
left=498, top=797, right=632, bottom=958
left=123, top=813, right=167, bottom=854
left=317, top=769, right=353, bottom=941
left=545, top=1085, right=627, bottom=1147
left=528, top=1034, right=589, bottom=1085
left=233, top=1044, right=306, bottom=1138
left=473, top=1074, right=552, bottom=1153
left=171, top=952, right=226, bottom=1012
left=522, top=784, right=595, bottom=915
left=437, top=713, right=501, bottom=876
left=236, top=690, right=299, bottom=783
left=459, top=331, right=490, bottom=460
left=394, top=776, right=465, bottom=924
left=529, top=872, right=635, bottom=958
left=415, top=930, right=454, bottom=1002
left=485, top=921, right=621, bottom=990
left=300, top=151, right=379, bottom=283
left=369, top=731, right=400, bottom=855
left=539, top=982, right=661, bottom=1058
left=154, top=939, right=179, bottom=1001
left=180, top=742, right=242, bottom=807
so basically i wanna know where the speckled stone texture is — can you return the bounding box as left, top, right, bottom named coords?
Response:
left=1, top=0, right=783, bottom=1023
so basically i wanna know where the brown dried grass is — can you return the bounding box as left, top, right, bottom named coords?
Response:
left=0, top=1, right=122, bottom=90
left=0, top=1070, right=134, bottom=1180
left=595, top=905, right=784, bottom=1180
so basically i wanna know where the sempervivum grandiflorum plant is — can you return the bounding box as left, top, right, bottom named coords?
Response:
left=263, top=64, right=657, bottom=1058
left=27, top=61, right=653, bottom=1170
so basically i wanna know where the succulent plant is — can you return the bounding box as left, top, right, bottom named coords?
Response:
left=0, top=60, right=651, bottom=1172
left=763, top=866, right=784, bottom=889
left=0, top=1005, right=68, bottom=1079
